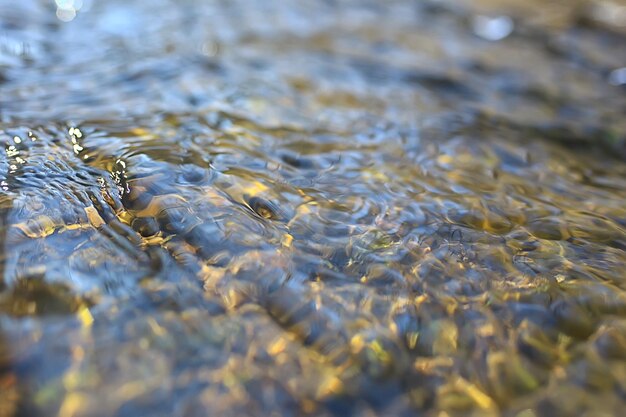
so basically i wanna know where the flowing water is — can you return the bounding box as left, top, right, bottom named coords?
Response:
left=1, top=1, right=626, bottom=416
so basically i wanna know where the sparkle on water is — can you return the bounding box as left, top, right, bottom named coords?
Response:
left=1, top=1, right=626, bottom=417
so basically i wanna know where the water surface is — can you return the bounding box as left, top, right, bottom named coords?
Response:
left=1, top=1, right=626, bottom=416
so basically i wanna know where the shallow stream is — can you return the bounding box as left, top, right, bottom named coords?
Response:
left=1, top=1, right=626, bottom=416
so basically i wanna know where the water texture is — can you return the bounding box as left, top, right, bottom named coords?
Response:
left=1, top=1, right=626, bottom=416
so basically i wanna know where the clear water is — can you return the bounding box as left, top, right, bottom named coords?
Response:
left=1, top=1, right=626, bottom=416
